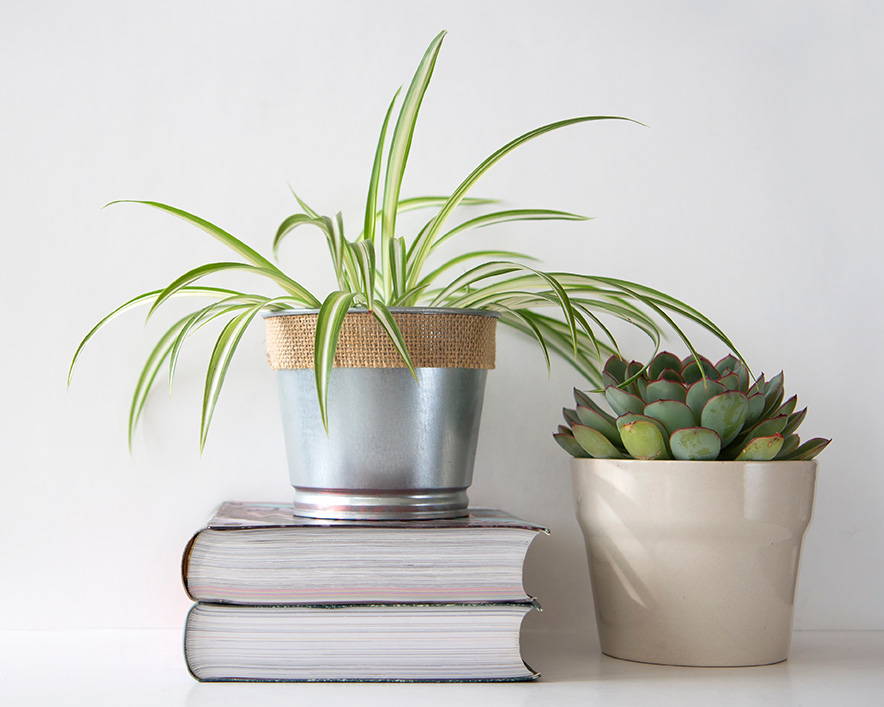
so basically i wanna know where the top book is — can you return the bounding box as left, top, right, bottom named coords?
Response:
left=182, top=502, right=547, bottom=605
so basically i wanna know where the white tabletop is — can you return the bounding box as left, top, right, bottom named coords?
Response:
left=2, top=629, right=882, bottom=706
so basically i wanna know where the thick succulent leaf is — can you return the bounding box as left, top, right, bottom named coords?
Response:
left=775, top=395, right=798, bottom=418
left=563, top=407, right=581, bottom=427
left=781, top=407, right=808, bottom=437
left=745, top=392, right=767, bottom=426
left=634, top=375, right=648, bottom=401
left=761, top=372, right=785, bottom=418
left=644, top=400, right=696, bottom=436
left=715, top=354, right=742, bottom=377
left=626, top=361, right=644, bottom=381
left=775, top=434, right=801, bottom=458
left=718, top=372, right=741, bottom=391
left=603, top=356, right=628, bottom=385
left=605, top=386, right=645, bottom=416
left=686, top=379, right=727, bottom=424
left=778, top=437, right=831, bottom=460
left=736, top=434, right=785, bottom=461
left=572, top=424, right=625, bottom=459
left=670, top=427, right=722, bottom=461
left=681, top=357, right=718, bottom=384
left=574, top=389, right=617, bottom=424
left=649, top=351, right=682, bottom=380
left=554, top=431, right=590, bottom=458
left=645, top=379, right=687, bottom=404
left=748, top=414, right=789, bottom=440
left=619, top=420, right=669, bottom=460
left=616, top=413, right=668, bottom=441
left=747, top=373, right=765, bottom=397
left=576, top=406, right=621, bottom=446
left=700, top=390, right=749, bottom=447
left=657, top=368, right=684, bottom=383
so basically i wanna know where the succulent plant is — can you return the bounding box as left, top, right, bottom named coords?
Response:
left=555, top=352, right=830, bottom=461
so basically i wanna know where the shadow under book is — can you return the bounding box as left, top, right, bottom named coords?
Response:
left=181, top=502, right=547, bottom=682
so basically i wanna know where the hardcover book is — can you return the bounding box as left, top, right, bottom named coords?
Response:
left=185, top=602, right=539, bottom=682
left=182, top=502, right=548, bottom=605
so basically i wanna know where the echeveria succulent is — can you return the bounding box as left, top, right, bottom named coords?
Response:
left=555, top=352, right=830, bottom=461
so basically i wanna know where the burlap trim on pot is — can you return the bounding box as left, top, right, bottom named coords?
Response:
left=265, top=310, right=497, bottom=370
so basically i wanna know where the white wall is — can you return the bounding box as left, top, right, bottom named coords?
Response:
left=2, top=0, right=881, bottom=641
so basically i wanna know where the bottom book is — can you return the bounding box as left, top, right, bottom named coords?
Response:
left=185, top=602, right=539, bottom=682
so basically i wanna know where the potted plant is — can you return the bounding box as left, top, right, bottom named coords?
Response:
left=69, top=30, right=741, bottom=520
left=555, top=351, right=829, bottom=666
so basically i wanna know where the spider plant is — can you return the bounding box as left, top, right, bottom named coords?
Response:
left=69, top=30, right=741, bottom=450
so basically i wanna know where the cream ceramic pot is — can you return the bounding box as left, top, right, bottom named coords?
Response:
left=571, top=458, right=817, bottom=667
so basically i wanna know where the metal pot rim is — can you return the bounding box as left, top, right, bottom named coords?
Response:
left=263, top=306, right=500, bottom=319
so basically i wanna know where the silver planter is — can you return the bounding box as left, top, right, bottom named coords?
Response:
left=265, top=308, right=497, bottom=520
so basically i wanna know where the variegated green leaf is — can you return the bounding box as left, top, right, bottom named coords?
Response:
left=146, top=262, right=318, bottom=321
left=363, top=88, right=401, bottom=245
left=68, top=286, right=242, bottom=387
left=381, top=30, right=447, bottom=301
left=409, top=116, right=638, bottom=277
left=129, top=315, right=191, bottom=451
left=273, top=213, right=331, bottom=260
left=314, top=291, right=360, bottom=432
left=108, top=200, right=314, bottom=302
left=199, top=300, right=276, bottom=451
left=369, top=300, right=417, bottom=378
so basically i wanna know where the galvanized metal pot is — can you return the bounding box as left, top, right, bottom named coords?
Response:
left=571, top=458, right=817, bottom=667
left=264, top=308, right=498, bottom=520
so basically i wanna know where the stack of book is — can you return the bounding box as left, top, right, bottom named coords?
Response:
left=181, top=502, right=547, bottom=682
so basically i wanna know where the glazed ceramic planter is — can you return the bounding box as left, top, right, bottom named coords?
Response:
left=571, top=458, right=817, bottom=667
left=264, top=308, right=498, bottom=520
